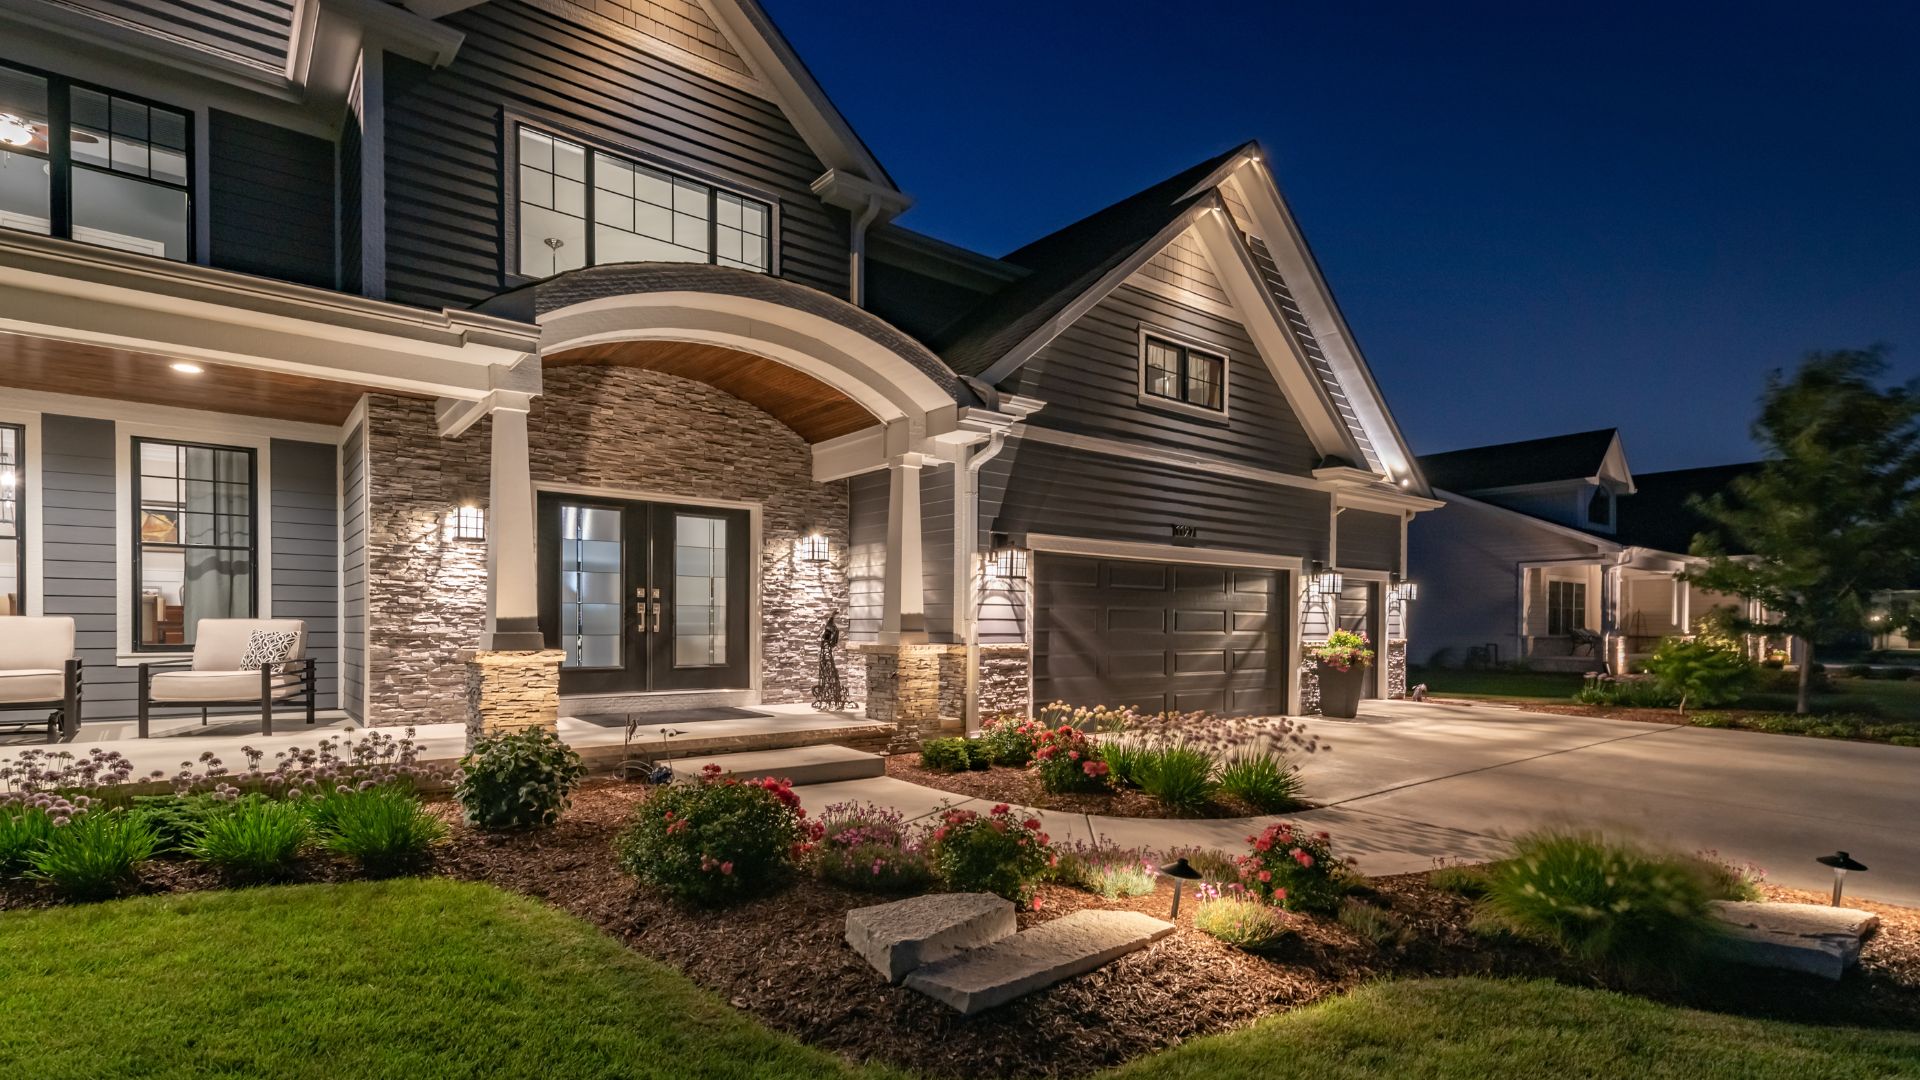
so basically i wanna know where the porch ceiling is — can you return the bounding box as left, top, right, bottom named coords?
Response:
left=546, top=340, right=877, bottom=443
left=0, top=332, right=413, bottom=425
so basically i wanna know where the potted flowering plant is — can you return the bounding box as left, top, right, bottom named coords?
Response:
left=1309, top=629, right=1374, bottom=719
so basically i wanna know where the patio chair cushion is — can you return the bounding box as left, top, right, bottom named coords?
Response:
left=0, top=616, right=76, bottom=672
left=188, top=619, right=306, bottom=671
left=148, top=669, right=306, bottom=703
left=0, top=670, right=63, bottom=704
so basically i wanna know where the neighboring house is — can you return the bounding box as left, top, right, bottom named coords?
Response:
left=0, top=0, right=1432, bottom=742
left=1408, top=429, right=1772, bottom=672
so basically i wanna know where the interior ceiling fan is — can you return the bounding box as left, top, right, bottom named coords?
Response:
left=0, top=113, right=104, bottom=154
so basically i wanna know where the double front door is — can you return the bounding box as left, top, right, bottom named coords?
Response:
left=537, top=493, right=751, bottom=695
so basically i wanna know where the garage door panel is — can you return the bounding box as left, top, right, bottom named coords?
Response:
left=1033, top=553, right=1286, bottom=717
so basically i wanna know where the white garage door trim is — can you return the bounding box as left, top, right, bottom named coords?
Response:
left=1025, top=534, right=1304, bottom=715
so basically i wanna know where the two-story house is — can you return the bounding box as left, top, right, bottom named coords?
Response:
left=0, top=0, right=1434, bottom=745
left=1408, top=428, right=1774, bottom=673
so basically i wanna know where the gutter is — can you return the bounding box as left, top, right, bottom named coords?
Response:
left=959, top=427, right=1010, bottom=732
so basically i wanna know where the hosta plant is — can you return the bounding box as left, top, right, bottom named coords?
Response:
left=617, top=764, right=822, bottom=905
left=927, top=803, right=1053, bottom=907
left=455, top=727, right=588, bottom=830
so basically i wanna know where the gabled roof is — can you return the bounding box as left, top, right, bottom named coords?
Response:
left=1612, top=463, right=1759, bottom=555
left=932, top=145, right=1247, bottom=378
left=1418, top=429, right=1623, bottom=492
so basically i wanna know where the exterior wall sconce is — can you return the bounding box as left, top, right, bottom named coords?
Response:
left=1309, top=561, right=1342, bottom=596
left=1391, top=575, right=1419, bottom=602
left=986, top=533, right=1028, bottom=582
left=452, top=503, right=487, bottom=543
left=799, top=532, right=830, bottom=563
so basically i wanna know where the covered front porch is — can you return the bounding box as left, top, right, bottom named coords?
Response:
left=1518, top=552, right=1749, bottom=673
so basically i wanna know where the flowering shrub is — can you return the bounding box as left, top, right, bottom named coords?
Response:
left=1239, top=822, right=1348, bottom=913
left=1193, top=888, right=1293, bottom=952
left=978, top=712, right=1044, bottom=766
left=813, top=801, right=934, bottom=894
left=455, top=727, right=587, bottom=830
left=1308, top=629, right=1374, bottom=672
left=927, top=804, right=1053, bottom=907
left=1030, top=725, right=1112, bottom=794
left=616, top=764, right=822, bottom=905
left=1051, top=839, right=1158, bottom=898
left=29, top=809, right=157, bottom=900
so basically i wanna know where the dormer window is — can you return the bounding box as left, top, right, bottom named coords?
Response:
left=512, top=123, right=772, bottom=279
left=1138, top=328, right=1227, bottom=416
left=1587, top=485, right=1614, bottom=528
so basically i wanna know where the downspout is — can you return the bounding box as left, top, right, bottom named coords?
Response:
left=847, top=194, right=884, bottom=307
left=960, top=428, right=1010, bottom=732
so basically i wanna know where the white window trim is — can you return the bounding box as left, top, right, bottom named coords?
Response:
left=501, top=112, right=783, bottom=284
left=0, top=406, right=45, bottom=617
left=1136, top=324, right=1230, bottom=419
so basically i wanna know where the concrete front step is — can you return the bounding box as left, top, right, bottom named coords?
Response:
left=568, top=720, right=894, bottom=771
left=663, top=744, right=886, bottom=787
left=846, top=893, right=1017, bottom=983
left=1710, top=900, right=1881, bottom=980
left=904, top=909, right=1175, bottom=1015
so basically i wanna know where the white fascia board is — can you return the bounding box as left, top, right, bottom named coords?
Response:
left=1436, top=488, right=1623, bottom=553
left=1191, top=206, right=1366, bottom=464
left=705, top=0, right=903, bottom=197
left=1599, top=433, right=1638, bottom=493
left=1225, top=157, right=1430, bottom=496
left=0, top=232, right=538, bottom=399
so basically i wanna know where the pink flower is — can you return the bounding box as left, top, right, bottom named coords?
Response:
left=991, top=803, right=1011, bottom=816
left=1292, top=849, right=1315, bottom=869
left=720, top=861, right=734, bottom=875
left=1258, top=870, right=1272, bottom=882
left=1023, top=818, right=1041, bottom=830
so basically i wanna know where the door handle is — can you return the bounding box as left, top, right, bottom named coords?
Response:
left=652, top=604, right=663, bottom=634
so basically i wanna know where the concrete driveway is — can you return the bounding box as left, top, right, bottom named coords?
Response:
left=1293, top=699, right=1920, bottom=905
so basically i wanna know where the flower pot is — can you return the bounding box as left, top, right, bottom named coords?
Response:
left=1315, top=660, right=1369, bottom=719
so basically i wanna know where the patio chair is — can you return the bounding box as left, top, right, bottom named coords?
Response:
left=0, top=616, right=83, bottom=742
left=1570, top=627, right=1603, bottom=657
left=137, top=618, right=316, bottom=738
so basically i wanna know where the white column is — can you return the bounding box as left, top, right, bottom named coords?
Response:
left=483, top=396, right=544, bottom=651
left=881, top=452, right=926, bottom=643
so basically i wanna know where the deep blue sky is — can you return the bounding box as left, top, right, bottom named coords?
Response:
left=766, top=1, right=1920, bottom=471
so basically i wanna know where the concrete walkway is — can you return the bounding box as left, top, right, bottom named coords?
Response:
left=797, top=700, right=1920, bottom=906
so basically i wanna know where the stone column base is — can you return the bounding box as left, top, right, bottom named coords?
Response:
left=978, top=645, right=1031, bottom=721
left=861, top=642, right=963, bottom=751
left=465, top=648, right=565, bottom=748
left=1386, top=640, right=1408, bottom=699
left=1297, top=659, right=1322, bottom=716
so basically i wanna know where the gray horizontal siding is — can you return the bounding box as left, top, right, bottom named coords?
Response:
left=209, top=110, right=337, bottom=289
left=270, top=439, right=338, bottom=711
left=381, top=0, right=851, bottom=309
left=1001, top=283, right=1321, bottom=475
left=921, top=463, right=955, bottom=644
left=40, top=415, right=120, bottom=722
left=340, top=421, right=366, bottom=720
left=65, top=0, right=295, bottom=70
left=1338, top=508, right=1401, bottom=572
left=979, top=436, right=1331, bottom=563
left=847, top=470, right=886, bottom=642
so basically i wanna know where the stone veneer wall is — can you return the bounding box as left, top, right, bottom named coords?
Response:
left=529, top=366, right=858, bottom=704
left=364, top=396, right=491, bottom=727
left=1297, top=660, right=1321, bottom=715
left=1386, top=640, right=1408, bottom=699
left=361, top=367, right=860, bottom=726
left=978, top=646, right=1030, bottom=720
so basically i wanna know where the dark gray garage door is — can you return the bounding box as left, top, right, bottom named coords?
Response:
left=1031, top=553, right=1285, bottom=717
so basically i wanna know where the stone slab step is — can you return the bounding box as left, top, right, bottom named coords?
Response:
left=664, top=744, right=885, bottom=787
left=904, top=909, right=1175, bottom=1014
left=569, top=723, right=893, bottom=772
left=846, top=893, right=1016, bottom=984
left=1710, top=900, right=1880, bottom=980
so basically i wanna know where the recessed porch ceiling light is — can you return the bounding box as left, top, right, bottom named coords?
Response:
left=169, top=361, right=204, bottom=374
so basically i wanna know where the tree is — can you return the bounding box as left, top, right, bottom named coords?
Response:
left=1641, top=636, right=1750, bottom=713
left=1687, top=348, right=1920, bottom=714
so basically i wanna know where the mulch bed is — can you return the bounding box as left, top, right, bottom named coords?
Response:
left=5, top=778, right=1917, bottom=1077
left=885, top=753, right=1290, bottom=819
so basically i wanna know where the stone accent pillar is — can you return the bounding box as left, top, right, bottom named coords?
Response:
left=465, top=648, right=565, bottom=745
left=864, top=642, right=959, bottom=750
left=1298, top=659, right=1322, bottom=715
left=1386, top=640, right=1408, bottom=699
left=978, top=645, right=1031, bottom=720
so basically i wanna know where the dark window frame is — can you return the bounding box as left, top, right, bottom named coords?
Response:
left=1137, top=326, right=1229, bottom=417
left=0, top=422, right=23, bottom=615
left=1546, top=579, right=1587, bottom=637
left=0, top=58, right=195, bottom=261
left=129, top=436, right=258, bottom=653
left=502, top=116, right=778, bottom=282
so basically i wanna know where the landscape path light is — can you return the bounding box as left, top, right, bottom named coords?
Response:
left=1159, top=857, right=1204, bottom=920
left=1816, top=851, right=1867, bottom=906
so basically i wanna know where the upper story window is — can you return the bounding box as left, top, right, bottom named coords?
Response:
left=0, top=62, right=191, bottom=261
left=1138, top=329, right=1227, bottom=415
left=133, top=438, right=255, bottom=650
left=0, top=424, right=21, bottom=616
left=1586, top=486, right=1614, bottom=528
left=514, top=124, right=771, bottom=279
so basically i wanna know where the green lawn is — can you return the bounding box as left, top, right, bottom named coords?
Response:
left=4, top=881, right=1917, bottom=1080
left=1106, top=977, right=1920, bottom=1079
left=1410, top=665, right=1920, bottom=722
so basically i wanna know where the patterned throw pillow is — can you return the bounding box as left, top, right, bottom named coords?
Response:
left=240, top=630, right=299, bottom=670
